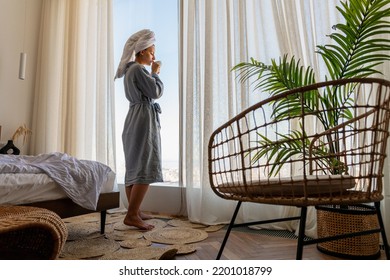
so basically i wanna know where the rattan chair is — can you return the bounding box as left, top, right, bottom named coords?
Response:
left=208, top=78, right=390, bottom=259
left=0, top=205, right=68, bottom=259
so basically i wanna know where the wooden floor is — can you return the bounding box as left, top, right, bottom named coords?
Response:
left=175, top=227, right=387, bottom=260
left=63, top=212, right=387, bottom=260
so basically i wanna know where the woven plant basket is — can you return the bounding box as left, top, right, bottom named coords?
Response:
left=316, top=204, right=380, bottom=259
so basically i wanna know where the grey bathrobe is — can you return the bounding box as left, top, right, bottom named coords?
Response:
left=122, top=62, right=164, bottom=185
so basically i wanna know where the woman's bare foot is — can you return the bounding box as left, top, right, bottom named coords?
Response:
left=124, top=215, right=154, bottom=230
left=139, top=211, right=153, bottom=220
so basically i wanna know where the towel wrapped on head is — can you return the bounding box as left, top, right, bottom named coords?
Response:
left=115, top=29, right=156, bottom=79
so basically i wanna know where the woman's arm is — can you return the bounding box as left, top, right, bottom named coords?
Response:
left=134, top=65, right=164, bottom=99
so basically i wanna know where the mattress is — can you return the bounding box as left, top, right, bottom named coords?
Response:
left=0, top=171, right=117, bottom=206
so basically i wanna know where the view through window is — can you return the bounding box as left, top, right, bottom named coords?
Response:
left=113, top=0, right=179, bottom=185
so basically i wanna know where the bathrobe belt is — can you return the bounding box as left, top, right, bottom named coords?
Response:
left=130, top=101, right=162, bottom=127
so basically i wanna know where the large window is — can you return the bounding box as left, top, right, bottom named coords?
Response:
left=113, top=0, right=179, bottom=185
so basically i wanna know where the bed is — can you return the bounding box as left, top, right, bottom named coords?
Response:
left=0, top=152, right=120, bottom=234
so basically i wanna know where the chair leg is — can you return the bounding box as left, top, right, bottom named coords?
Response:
left=375, top=202, right=390, bottom=259
left=217, top=201, right=242, bottom=260
left=100, top=210, right=107, bottom=234
left=296, top=207, right=307, bottom=260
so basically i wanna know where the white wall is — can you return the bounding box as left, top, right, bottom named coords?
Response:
left=0, top=0, right=185, bottom=216
left=0, top=0, right=43, bottom=154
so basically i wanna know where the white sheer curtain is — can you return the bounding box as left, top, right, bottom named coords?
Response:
left=180, top=0, right=345, bottom=237
left=30, top=0, right=116, bottom=168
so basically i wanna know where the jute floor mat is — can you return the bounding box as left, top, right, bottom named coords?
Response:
left=59, top=212, right=221, bottom=260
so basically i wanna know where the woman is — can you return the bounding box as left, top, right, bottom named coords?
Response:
left=115, top=29, right=163, bottom=230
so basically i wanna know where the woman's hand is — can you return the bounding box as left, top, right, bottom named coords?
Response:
left=152, top=61, right=161, bottom=74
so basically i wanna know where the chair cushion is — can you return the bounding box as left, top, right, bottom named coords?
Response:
left=218, top=174, right=356, bottom=196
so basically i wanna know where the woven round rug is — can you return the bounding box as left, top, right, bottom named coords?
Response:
left=99, top=247, right=177, bottom=260
left=167, top=219, right=206, bottom=229
left=204, top=224, right=225, bottom=232
left=105, top=214, right=126, bottom=225
left=60, top=237, right=120, bottom=259
left=64, top=213, right=100, bottom=224
left=119, top=239, right=152, bottom=249
left=105, top=231, right=143, bottom=241
left=66, top=222, right=103, bottom=241
left=143, top=227, right=208, bottom=245
left=165, top=244, right=197, bottom=255
left=114, top=219, right=167, bottom=231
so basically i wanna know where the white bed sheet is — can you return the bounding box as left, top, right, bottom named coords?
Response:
left=0, top=153, right=118, bottom=210
left=0, top=171, right=117, bottom=206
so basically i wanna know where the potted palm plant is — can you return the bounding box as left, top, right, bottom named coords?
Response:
left=232, top=0, right=390, bottom=258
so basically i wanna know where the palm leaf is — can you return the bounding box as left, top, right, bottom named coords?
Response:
left=233, top=55, right=317, bottom=97
left=251, top=128, right=338, bottom=176
left=234, top=0, right=390, bottom=175
left=318, top=0, right=390, bottom=81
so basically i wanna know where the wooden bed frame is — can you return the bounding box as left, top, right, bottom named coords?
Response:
left=22, top=191, right=120, bottom=234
